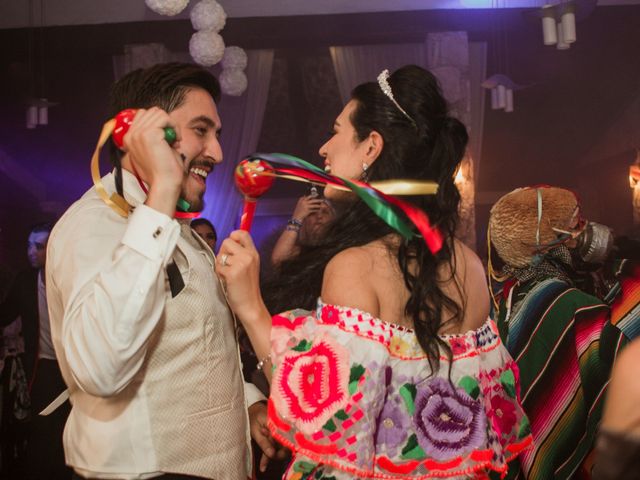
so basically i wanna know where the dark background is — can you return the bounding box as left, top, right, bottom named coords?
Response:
left=1, top=5, right=639, bottom=269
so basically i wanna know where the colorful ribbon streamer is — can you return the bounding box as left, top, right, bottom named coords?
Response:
left=247, top=153, right=443, bottom=254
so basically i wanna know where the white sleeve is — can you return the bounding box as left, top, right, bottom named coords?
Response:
left=49, top=203, right=180, bottom=397
left=244, top=382, right=267, bottom=407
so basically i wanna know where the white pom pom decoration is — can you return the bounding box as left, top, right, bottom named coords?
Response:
left=190, top=0, right=227, bottom=32
left=189, top=30, right=225, bottom=66
left=220, top=69, right=248, bottom=96
left=145, top=0, right=190, bottom=16
left=221, top=46, right=248, bottom=71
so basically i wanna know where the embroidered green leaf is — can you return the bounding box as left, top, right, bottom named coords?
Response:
left=518, top=416, right=531, bottom=438
left=348, top=364, right=365, bottom=394
left=458, top=376, right=480, bottom=399
left=293, top=460, right=316, bottom=473
left=400, top=434, right=426, bottom=460
left=334, top=409, right=349, bottom=420
left=500, top=369, right=517, bottom=398
left=400, top=383, right=417, bottom=415
left=292, top=339, right=313, bottom=352
left=349, top=364, right=365, bottom=383
left=323, top=418, right=337, bottom=432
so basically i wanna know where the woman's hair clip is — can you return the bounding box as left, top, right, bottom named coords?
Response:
left=377, top=69, right=417, bottom=127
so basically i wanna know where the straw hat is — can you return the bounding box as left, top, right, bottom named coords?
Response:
left=489, top=186, right=579, bottom=268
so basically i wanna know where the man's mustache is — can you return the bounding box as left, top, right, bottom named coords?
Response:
left=185, top=156, right=215, bottom=173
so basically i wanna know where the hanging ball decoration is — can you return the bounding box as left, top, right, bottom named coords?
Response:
left=190, top=0, right=227, bottom=32
left=220, top=69, right=248, bottom=96
left=221, top=46, right=248, bottom=71
left=189, top=30, right=225, bottom=66
left=145, top=0, right=190, bottom=16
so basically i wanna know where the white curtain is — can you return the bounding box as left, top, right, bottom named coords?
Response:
left=329, top=44, right=426, bottom=104
left=200, top=49, right=274, bottom=242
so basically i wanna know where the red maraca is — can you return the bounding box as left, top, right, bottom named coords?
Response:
left=112, top=109, right=177, bottom=149
left=234, top=159, right=275, bottom=231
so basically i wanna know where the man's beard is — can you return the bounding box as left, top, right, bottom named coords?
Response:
left=181, top=187, right=205, bottom=212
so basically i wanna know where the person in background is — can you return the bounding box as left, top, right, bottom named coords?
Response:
left=593, top=337, right=640, bottom=479
left=488, top=186, right=639, bottom=479
left=46, top=62, right=276, bottom=480
left=270, top=193, right=335, bottom=265
left=217, top=65, right=532, bottom=479
left=0, top=222, right=70, bottom=479
left=191, top=217, right=217, bottom=252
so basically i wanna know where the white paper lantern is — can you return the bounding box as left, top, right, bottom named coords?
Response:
left=189, top=30, right=225, bottom=66
left=505, top=88, right=514, bottom=113
left=490, top=88, right=499, bottom=110
left=496, top=84, right=507, bottom=109
left=556, top=23, right=570, bottom=50
left=541, top=5, right=557, bottom=46
left=190, top=0, right=226, bottom=32
left=222, top=46, right=248, bottom=71
left=220, top=69, right=248, bottom=96
left=561, top=7, right=576, bottom=44
left=26, top=106, right=37, bottom=129
left=145, top=0, right=190, bottom=16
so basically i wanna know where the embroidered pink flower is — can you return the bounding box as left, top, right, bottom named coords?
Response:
left=487, top=393, right=517, bottom=439
left=321, top=304, right=342, bottom=325
left=272, top=332, right=350, bottom=435
left=449, top=337, right=469, bottom=356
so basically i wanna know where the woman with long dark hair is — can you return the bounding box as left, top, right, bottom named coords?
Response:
left=218, top=65, right=531, bottom=479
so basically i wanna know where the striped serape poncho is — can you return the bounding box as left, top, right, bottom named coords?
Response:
left=496, top=277, right=629, bottom=479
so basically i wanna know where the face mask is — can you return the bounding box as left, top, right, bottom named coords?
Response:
left=574, top=222, right=614, bottom=265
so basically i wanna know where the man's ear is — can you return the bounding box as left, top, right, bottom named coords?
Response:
left=365, top=130, right=384, bottom=165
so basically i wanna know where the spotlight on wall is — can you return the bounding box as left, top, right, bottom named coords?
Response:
left=630, top=164, right=640, bottom=189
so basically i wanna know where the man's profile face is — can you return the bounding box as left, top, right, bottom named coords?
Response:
left=169, top=87, right=223, bottom=212
left=27, top=231, right=49, bottom=269
left=193, top=223, right=217, bottom=251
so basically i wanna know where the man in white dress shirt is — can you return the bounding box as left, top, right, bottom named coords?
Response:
left=46, top=63, right=277, bottom=480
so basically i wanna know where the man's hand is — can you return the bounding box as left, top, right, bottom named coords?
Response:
left=248, top=402, right=288, bottom=473
left=123, top=107, right=184, bottom=216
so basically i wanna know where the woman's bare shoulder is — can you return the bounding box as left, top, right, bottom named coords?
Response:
left=321, top=245, right=381, bottom=317
left=450, top=238, right=490, bottom=331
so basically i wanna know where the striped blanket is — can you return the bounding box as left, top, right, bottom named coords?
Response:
left=497, top=278, right=627, bottom=479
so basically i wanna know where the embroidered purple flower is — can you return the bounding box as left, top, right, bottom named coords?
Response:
left=375, top=400, right=410, bottom=456
left=413, top=377, right=486, bottom=461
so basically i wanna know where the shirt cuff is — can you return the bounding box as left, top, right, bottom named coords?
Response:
left=121, top=204, right=179, bottom=263
left=244, top=382, right=267, bottom=406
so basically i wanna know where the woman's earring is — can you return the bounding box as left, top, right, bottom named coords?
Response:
left=362, top=162, right=369, bottom=172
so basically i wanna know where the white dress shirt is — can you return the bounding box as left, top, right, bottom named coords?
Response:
left=47, top=170, right=263, bottom=479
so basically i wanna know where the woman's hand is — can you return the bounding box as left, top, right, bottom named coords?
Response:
left=217, top=230, right=274, bottom=383
left=216, top=230, right=265, bottom=324
left=291, top=195, right=323, bottom=223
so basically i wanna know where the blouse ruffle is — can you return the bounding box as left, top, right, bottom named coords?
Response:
left=268, top=299, right=532, bottom=479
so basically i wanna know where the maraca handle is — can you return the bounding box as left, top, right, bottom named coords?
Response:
left=239, top=198, right=257, bottom=231
left=112, top=109, right=177, bottom=150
